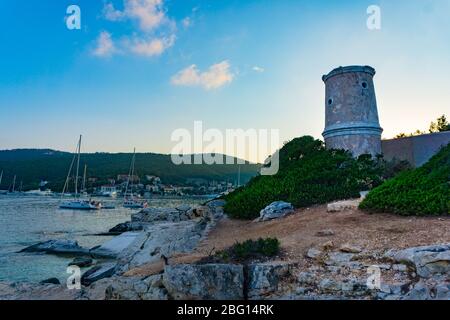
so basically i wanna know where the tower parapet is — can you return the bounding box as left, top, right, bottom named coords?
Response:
left=322, top=65, right=383, bottom=157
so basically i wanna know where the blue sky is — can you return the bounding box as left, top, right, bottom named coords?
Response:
left=0, top=0, right=449, bottom=161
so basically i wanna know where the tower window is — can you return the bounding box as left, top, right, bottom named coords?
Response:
left=361, top=81, right=368, bottom=89
left=328, top=98, right=333, bottom=105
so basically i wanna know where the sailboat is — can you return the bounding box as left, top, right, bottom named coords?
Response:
left=59, top=135, right=100, bottom=210
left=123, top=148, right=147, bottom=209
left=8, top=175, right=17, bottom=193
left=0, top=171, right=8, bottom=194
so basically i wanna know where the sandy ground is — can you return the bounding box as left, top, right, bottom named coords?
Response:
left=126, top=205, right=450, bottom=276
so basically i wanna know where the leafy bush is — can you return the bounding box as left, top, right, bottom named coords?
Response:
left=214, top=238, right=280, bottom=263
left=224, top=136, right=387, bottom=219
left=360, top=143, right=450, bottom=216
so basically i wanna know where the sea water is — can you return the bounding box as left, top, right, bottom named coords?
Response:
left=0, top=195, right=209, bottom=283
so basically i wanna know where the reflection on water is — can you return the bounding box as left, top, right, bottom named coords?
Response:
left=0, top=195, right=209, bottom=283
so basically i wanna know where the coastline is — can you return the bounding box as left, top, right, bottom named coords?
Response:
left=1, top=198, right=449, bottom=300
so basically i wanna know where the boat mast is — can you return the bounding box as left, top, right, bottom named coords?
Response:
left=124, top=148, right=136, bottom=201
left=82, top=164, right=87, bottom=194
left=74, top=135, right=82, bottom=198
left=12, top=175, right=16, bottom=193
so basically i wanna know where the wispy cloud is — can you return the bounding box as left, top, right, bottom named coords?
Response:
left=252, top=66, right=265, bottom=73
left=103, top=3, right=124, bottom=21
left=93, top=31, right=116, bottom=57
left=103, top=0, right=168, bottom=32
left=129, top=35, right=175, bottom=57
left=182, top=17, right=192, bottom=29
left=171, top=61, right=234, bottom=90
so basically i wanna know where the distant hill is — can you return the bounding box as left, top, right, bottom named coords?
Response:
left=0, top=149, right=261, bottom=191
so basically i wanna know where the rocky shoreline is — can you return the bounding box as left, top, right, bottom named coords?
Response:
left=0, top=199, right=448, bottom=300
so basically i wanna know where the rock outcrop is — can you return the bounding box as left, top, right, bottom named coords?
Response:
left=384, top=243, right=450, bottom=278
left=257, top=201, right=294, bottom=222
left=163, top=264, right=244, bottom=300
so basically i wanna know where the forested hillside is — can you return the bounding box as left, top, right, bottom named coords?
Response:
left=0, top=149, right=260, bottom=191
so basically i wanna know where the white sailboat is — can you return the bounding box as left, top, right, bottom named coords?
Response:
left=60, top=135, right=100, bottom=210
left=0, top=171, right=8, bottom=194
left=123, top=148, right=147, bottom=209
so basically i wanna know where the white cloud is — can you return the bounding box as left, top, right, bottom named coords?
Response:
left=129, top=35, right=175, bottom=57
left=93, top=31, right=116, bottom=57
left=252, top=66, right=265, bottom=73
left=104, top=0, right=167, bottom=32
left=103, top=3, right=124, bottom=21
left=182, top=17, right=192, bottom=28
left=171, top=61, right=234, bottom=90
left=100, top=0, right=175, bottom=58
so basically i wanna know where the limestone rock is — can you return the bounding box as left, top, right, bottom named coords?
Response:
left=306, top=248, right=323, bottom=259
left=327, top=199, right=361, bottom=212
left=318, top=278, right=341, bottom=293
left=384, top=243, right=450, bottom=278
left=247, top=263, right=293, bottom=299
left=19, top=240, right=89, bottom=256
left=104, top=275, right=168, bottom=300
left=340, top=244, right=363, bottom=254
left=325, top=252, right=355, bottom=266
left=108, top=222, right=143, bottom=234
left=163, top=264, right=244, bottom=300
left=321, top=241, right=334, bottom=250
left=297, top=272, right=316, bottom=286
left=69, top=257, right=93, bottom=268
left=90, top=232, right=141, bottom=258
left=81, top=263, right=117, bottom=286
left=257, top=201, right=294, bottom=222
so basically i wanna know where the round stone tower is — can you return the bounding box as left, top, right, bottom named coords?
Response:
left=322, top=65, right=383, bottom=157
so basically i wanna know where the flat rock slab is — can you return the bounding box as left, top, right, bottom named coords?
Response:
left=81, top=263, right=117, bottom=286
left=90, top=232, right=141, bottom=258
left=116, top=220, right=207, bottom=273
left=19, top=240, right=89, bottom=256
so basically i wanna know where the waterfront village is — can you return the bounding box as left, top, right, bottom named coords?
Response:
left=90, top=175, right=236, bottom=198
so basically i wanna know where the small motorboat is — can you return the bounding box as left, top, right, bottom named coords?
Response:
left=60, top=199, right=100, bottom=210
left=123, top=199, right=148, bottom=209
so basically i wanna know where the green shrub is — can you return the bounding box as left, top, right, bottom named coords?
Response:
left=215, top=238, right=281, bottom=263
left=360, top=143, right=450, bottom=216
left=224, top=136, right=387, bottom=219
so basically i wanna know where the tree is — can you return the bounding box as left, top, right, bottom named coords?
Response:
left=429, top=115, right=450, bottom=133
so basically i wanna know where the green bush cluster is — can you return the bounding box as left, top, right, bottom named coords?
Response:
left=224, top=136, right=388, bottom=220
left=217, top=238, right=280, bottom=262
left=360, top=143, right=450, bottom=216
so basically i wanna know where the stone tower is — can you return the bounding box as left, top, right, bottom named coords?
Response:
left=322, top=65, right=383, bottom=157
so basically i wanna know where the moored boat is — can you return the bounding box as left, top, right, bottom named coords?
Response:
left=59, top=135, right=99, bottom=211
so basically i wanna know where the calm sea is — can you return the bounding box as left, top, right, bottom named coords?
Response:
left=0, top=194, right=210, bottom=283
